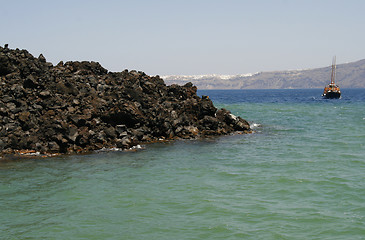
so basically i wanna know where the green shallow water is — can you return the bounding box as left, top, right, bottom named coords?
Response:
left=1, top=89, right=365, bottom=239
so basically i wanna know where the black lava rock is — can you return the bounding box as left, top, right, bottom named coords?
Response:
left=0, top=45, right=250, bottom=156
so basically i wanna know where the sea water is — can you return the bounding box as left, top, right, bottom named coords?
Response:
left=1, top=89, right=365, bottom=239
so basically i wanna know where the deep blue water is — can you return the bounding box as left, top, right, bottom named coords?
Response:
left=198, top=88, right=365, bottom=104
left=1, top=88, right=365, bottom=239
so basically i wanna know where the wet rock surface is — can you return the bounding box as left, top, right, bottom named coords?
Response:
left=0, top=45, right=250, bottom=156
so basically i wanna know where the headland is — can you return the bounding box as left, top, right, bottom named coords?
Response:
left=0, top=45, right=250, bottom=158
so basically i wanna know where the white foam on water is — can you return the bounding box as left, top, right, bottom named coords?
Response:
left=250, top=122, right=261, bottom=129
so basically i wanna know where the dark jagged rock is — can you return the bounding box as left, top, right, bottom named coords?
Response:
left=0, top=45, right=251, bottom=157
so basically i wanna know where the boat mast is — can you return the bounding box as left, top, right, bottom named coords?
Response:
left=330, top=56, right=336, bottom=85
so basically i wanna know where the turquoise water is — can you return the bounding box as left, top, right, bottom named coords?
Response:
left=1, top=89, right=365, bottom=239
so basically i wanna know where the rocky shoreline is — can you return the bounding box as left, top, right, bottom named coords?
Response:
left=0, top=45, right=250, bottom=158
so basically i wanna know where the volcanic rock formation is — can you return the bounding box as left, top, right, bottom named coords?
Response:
left=0, top=45, right=250, bottom=156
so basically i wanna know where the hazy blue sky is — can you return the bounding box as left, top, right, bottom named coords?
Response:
left=1, top=0, right=364, bottom=75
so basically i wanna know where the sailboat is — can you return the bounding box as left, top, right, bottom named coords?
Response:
left=322, top=56, right=341, bottom=99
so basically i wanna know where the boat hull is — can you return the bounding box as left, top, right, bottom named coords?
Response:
left=322, top=91, right=341, bottom=99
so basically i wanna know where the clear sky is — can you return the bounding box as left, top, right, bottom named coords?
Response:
left=1, top=0, right=365, bottom=76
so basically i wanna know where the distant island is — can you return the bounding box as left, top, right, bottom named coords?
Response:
left=163, top=59, right=365, bottom=89
left=0, top=45, right=250, bottom=158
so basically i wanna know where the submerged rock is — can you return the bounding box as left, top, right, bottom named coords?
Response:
left=0, top=45, right=251, bottom=157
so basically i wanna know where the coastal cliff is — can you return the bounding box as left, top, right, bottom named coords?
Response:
left=0, top=45, right=250, bottom=156
left=163, top=59, right=365, bottom=89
